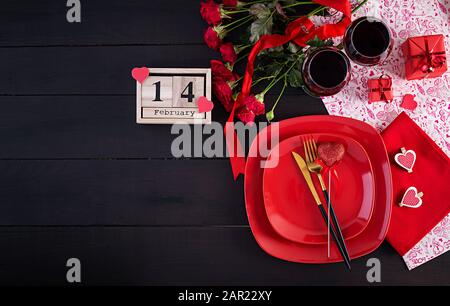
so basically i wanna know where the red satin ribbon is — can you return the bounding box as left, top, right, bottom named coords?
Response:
left=225, top=0, right=352, bottom=180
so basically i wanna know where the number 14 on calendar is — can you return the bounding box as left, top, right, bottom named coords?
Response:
left=136, top=68, right=212, bottom=124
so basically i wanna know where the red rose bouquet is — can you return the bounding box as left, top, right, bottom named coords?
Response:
left=200, top=0, right=368, bottom=124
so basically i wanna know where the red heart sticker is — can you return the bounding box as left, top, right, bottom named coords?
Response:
left=197, top=96, right=214, bottom=113
left=401, top=94, right=418, bottom=111
left=394, top=147, right=416, bottom=173
left=399, top=187, right=423, bottom=208
left=131, top=67, right=150, bottom=84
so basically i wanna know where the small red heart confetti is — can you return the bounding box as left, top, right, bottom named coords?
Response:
left=401, top=94, right=418, bottom=111
left=131, top=67, right=150, bottom=84
left=197, top=96, right=214, bottom=113
left=399, top=186, right=423, bottom=208
left=394, top=147, right=416, bottom=173
left=317, top=142, right=346, bottom=167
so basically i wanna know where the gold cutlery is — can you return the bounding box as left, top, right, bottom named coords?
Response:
left=292, top=151, right=351, bottom=270
left=303, top=136, right=351, bottom=266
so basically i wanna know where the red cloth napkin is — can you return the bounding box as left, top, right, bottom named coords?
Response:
left=382, top=112, right=450, bottom=256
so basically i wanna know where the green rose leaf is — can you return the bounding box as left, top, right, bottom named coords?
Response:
left=306, top=35, right=322, bottom=47
left=265, top=61, right=284, bottom=76
left=249, top=4, right=271, bottom=19
left=260, top=46, right=284, bottom=57
left=288, top=42, right=301, bottom=54
left=306, top=36, right=335, bottom=48
left=250, top=16, right=273, bottom=43
left=288, top=68, right=303, bottom=88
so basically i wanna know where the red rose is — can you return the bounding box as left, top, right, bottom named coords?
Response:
left=213, top=80, right=234, bottom=112
left=200, top=0, right=222, bottom=25
left=236, top=107, right=256, bottom=124
left=203, top=27, right=222, bottom=50
left=235, top=93, right=265, bottom=124
left=211, top=60, right=237, bottom=82
left=243, top=94, right=265, bottom=115
left=223, top=0, right=238, bottom=7
left=220, top=43, right=237, bottom=64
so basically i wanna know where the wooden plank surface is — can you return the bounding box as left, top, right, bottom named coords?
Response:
left=1, top=0, right=448, bottom=286
left=0, top=227, right=449, bottom=286
left=0, top=46, right=216, bottom=95
left=0, top=95, right=325, bottom=159
left=0, top=46, right=307, bottom=96
left=0, top=160, right=246, bottom=225
left=0, top=0, right=205, bottom=46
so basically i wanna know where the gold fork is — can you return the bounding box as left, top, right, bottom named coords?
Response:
left=303, top=136, right=351, bottom=265
left=303, top=137, right=327, bottom=191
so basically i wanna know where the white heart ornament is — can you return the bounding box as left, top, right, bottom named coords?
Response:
left=399, top=186, right=424, bottom=208
left=394, top=147, right=416, bottom=173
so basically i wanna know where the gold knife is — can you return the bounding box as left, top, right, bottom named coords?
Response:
left=291, top=151, right=351, bottom=269
left=291, top=152, right=322, bottom=206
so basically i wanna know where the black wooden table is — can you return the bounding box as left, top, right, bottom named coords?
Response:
left=0, top=0, right=448, bottom=286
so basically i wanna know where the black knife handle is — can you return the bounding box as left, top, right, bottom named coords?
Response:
left=323, top=190, right=351, bottom=264
left=317, top=204, right=351, bottom=270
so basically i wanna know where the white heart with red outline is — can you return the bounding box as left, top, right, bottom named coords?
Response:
left=399, top=187, right=423, bottom=208
left=394, top=148, right=416, bottom=173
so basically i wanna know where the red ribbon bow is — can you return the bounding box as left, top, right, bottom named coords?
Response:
left=411, top=36, right=446, bottom=74
left=225, top=0, right=352, bottom=180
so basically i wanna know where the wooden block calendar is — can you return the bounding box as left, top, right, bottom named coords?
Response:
left=136, top=68, right=211, bottom=124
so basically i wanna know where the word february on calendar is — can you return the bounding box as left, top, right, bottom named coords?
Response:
left=136, top=68, right=212, bottom=124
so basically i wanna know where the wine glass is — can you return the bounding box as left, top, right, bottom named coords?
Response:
left=344, top=16, right=393, bottom=66
left=301, top=46, right=351, bottom=97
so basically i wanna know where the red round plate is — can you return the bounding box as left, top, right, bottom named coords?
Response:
left=263, top=133, right=375, bottom=244
left=244, top=115, right=392, bottom=263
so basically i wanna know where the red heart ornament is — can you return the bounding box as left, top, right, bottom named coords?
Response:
left=401, top=94, right=418, bottom=111
left=197, top=96, right=214, bottom=113
left=399, top=186, right=423, bottom=208
left=394, top=147, right=416, bottom=173
left=131, top=67, right=150, bottom=84
left=317, top=142, right=346, bottom=167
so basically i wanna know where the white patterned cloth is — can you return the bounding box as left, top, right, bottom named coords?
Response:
left=403, top=213, right=450, bottom=270
left=320, top=0, right=450, bottom=270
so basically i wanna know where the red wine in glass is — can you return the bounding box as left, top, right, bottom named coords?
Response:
left=302, top=47, right=351, bottom=97
left=344, top=16, right=393, bottom=66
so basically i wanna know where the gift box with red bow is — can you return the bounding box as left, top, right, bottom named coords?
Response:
left=402, top=34, right=447, bottom=80
left=368, top=76, right=393, bottom=103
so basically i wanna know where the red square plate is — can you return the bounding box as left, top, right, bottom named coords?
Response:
left=263, top=133, right=375, bottom=244
left=244, top=115, right=392, bottom=263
